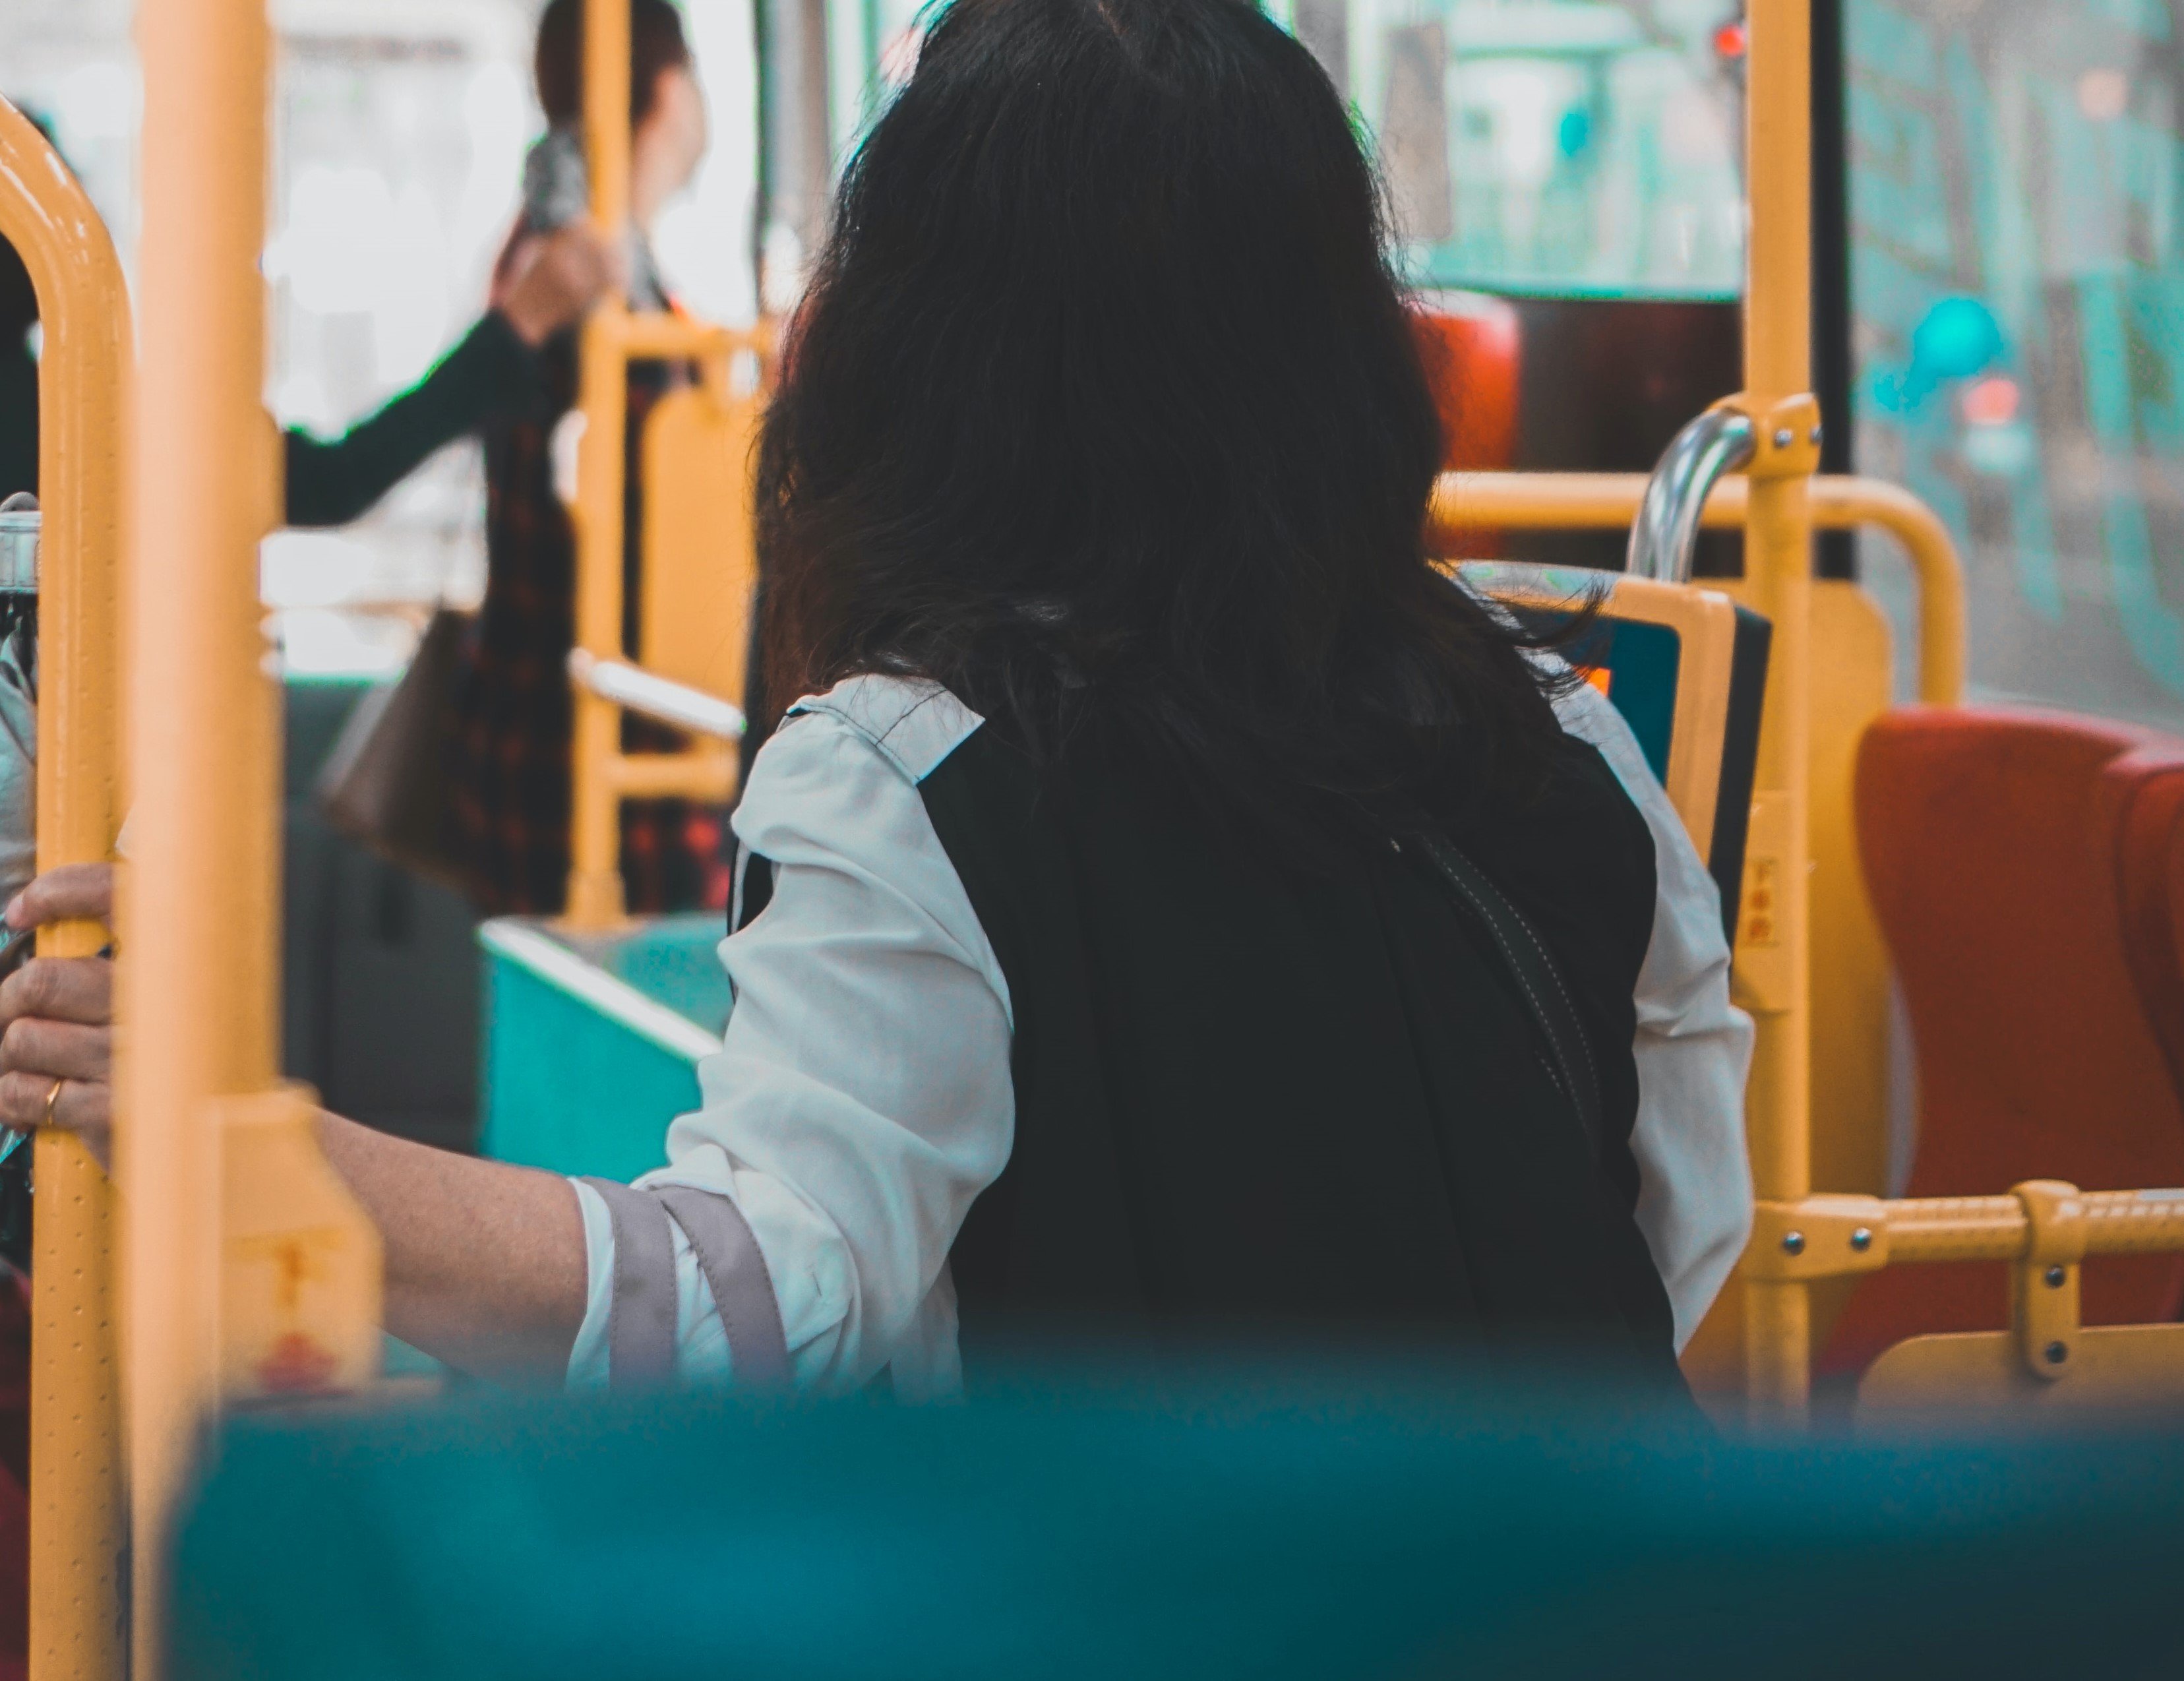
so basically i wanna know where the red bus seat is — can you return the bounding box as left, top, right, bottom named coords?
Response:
left=1412, top=297, right=1519, bottom=558
left=2115, top=750, right=2184, bottom=1097
left=1820, top=708, right=2184, bottom=1377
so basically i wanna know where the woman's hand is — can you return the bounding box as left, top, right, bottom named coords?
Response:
left=0, top=860, right=588, bottom=1378
left=492, top=222, right=626, bottom=347
left=0, top=863, right=115, bottom=1169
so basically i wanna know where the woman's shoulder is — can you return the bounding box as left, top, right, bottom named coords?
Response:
left=737, top=674, right=992, bottom=868
left=732, top=676, right=1002, bottom=972
left=775, top=673, right=986, bottom=787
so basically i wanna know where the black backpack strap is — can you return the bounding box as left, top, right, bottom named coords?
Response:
left=1417, top=834, right=1604, bottom=1157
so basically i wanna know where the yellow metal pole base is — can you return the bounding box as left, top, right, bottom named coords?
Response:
left=218, top=1086, right=382, bottom=1401
left=562, top=867, right=629, bottom=931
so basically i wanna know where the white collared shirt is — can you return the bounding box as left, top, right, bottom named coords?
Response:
left=567, top=673, right=1753, bottom=1391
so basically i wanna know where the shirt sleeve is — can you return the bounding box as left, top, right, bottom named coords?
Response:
left=1552, top=678, right=1755, bottom=1349
left=564, top=696, right=1015, bottom=1395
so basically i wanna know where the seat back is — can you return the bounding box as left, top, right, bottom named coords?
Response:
left=2114, top=750, right=2184, bottom=1099
left=1821, top=709, right=2184, bottom=1376
left=1414, top=297, right=1520, bottom=559
left=1458, top=566, right=1767, bottom=938
left=638, top=366, right=764, bottom=705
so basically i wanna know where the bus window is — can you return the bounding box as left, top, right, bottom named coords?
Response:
left=1333, top=0, right=1745, bottom=301
left=1848, top=0, right=2184, bottom=732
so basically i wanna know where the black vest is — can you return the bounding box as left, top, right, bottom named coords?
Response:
left=909, top=716, right=1684, bottom=1387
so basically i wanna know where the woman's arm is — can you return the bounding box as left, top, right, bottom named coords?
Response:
left=0, top=683, right=1013, bottom=1395
left=0, top=863, right=586, bottom=1383
left=282, top=222, right=619, bottom=529
left=1550, top=681, right=1755, bottom=1348
left=314, top=1114, right=586, bottom=1382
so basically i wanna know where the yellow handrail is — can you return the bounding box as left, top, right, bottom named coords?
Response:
left=123, top=3, right=280, bottom=1670
left=1751, top=1186, right=2184, bottom=1269
left=1737, top=0, right=1817, bottom=1425
left=127, top=5, right=384, bottom=1675
left=565, top=0, right=768, bottom=928
left=1428, top=471, right=1968, bottom=705
left=567, top=652, right=741, bottom=805
left=0, top=95, right=128, bottom=1681
left=566, top=0, right=636, bottom=927
left=1745, top=1181, right=2184, bottom=1407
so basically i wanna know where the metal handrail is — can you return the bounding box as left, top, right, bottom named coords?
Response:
left=1625, top=408, right=1757, bottom=583
left=1427, top=470, right=1969, bottom=706
left=563, top=0, right=771, bottom=929
left=1755, top=1186, right=2184, bottom=1270
left=568, top=650, right=746, bottom=742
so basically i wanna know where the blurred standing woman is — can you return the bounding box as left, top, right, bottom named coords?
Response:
left=452, top=0, right=725, bottom=915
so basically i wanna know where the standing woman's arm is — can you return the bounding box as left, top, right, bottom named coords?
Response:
left=281, top=223, right=619, bottom=528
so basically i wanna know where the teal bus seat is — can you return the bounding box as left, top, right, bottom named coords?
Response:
left=1463, top=563, right=1770, bottom=942
left=171, top=1362, right=2183, bottom=1680
left=477, top=915, right=730, bottom=1181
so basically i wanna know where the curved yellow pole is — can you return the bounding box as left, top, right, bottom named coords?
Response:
left=1808, top=476, right=1965, bottom=706
left=0, top=96, right=128, bottom=1681
left=1428, top=472, right=1968, bottom=705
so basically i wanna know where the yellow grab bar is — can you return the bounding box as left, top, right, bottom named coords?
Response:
left=1428, top=470, right=1968, bottom=706
left=125, top=1, right=282, bottom=1668
left=0, top=94, right=129, bottom=1681
left=566, top=652, right=742, bottom=809
left=1730, top=0, right=1819, bottom=1428
left=564, top=0, right=772, bottom=928
left=566, top=0, right=634, bottom=927
left=1750, top=1186, right=2184, bottom=1271
left=1437, top=8, right=1950, bottom=1422
left=1746, top=1181, right=2184, bottom=1407
left=127, top=3, right=383, bottom=1671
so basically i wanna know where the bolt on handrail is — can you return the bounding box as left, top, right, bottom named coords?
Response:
left=1625, top=407, right=1758, bottom=583
left=1753, top=1187, right=2184, bottom=1271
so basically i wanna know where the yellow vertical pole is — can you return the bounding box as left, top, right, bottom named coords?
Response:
left=566, top=0, right=633, bottom=928
left=0, top=96, right=129, bottom=1681
left=1737, top=0, right=1819, bottom=1425
left=123, top=0, right=282, bottom=1669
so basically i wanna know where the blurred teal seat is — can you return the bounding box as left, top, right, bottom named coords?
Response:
left=171, top=1359, right=2184, bottom=1681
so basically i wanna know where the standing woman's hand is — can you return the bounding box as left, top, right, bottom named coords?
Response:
left=0, top=863, right=115, bottom=1169
left=491, top=222, right=626, bottom=347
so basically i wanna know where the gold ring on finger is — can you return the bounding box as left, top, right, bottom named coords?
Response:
left=42, top=1078, right=64, bottom=1128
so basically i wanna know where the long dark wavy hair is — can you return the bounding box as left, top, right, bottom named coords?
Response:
left=757, top=0, right=1575, bottom=863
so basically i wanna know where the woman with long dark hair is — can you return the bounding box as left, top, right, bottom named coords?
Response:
left=0, top=0, right=1749, bottom=1395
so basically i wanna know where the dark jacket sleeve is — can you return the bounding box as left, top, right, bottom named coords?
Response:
left=282, top=309, right=542, bottom=529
